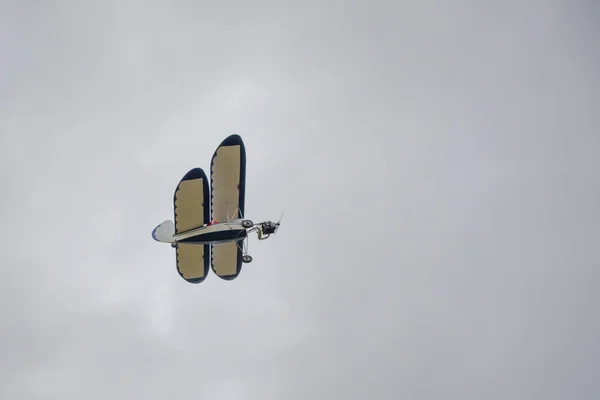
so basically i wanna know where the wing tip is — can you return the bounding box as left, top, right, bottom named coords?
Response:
left=219, top=134, right=245, bottom=148
left=182, top=276, right=206, bottom=284
left=179, top=167, right=208, bottom=183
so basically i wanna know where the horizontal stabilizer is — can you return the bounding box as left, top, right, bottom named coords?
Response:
left=152, top=220, right=175, bottom=243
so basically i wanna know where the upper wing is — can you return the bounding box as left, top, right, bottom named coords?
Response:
left=210, top=242, right=243, bottom=280
left=209, top=135, right=246, bottom=280
left=173, top=167, right=210, bottom=283
left=210, top=134, right=246, bottom=222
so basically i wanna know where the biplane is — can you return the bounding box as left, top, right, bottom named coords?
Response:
left=151, top=134, right=281, bottom=283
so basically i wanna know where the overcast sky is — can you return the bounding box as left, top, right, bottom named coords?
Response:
left=0, top=1, right=599, bottom=399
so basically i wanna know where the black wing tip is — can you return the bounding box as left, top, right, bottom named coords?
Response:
left=179, top=167, right=208, bottom=182
left=215, top=274, right=238, bottom=281
left=184, top=276, right=207, bottom=284
left=219, top=134, right=245, bottom=148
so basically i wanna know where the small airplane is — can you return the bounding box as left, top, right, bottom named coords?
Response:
left=152, top=134, right=281, bottom=283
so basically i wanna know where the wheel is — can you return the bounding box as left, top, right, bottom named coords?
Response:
left=241, top=220, right=253, bottom=228
left=242, top=255, right=253, bottom=263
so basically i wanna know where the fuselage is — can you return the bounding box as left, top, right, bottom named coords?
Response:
left=173, top=222, right=247, bottom=245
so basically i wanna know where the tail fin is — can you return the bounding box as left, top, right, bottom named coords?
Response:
left=152, top=220, right=175, bottom=243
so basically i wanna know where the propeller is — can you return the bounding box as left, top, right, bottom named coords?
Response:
left=274, top=213, right=284, bottom=235
left=256, top=213, right=284, bottom=240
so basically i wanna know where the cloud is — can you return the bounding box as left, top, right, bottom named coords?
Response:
left=0, top=1, right=598, bottom=399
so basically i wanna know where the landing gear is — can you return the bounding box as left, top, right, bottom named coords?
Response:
left=242, top=219, right=254, bottom=228
left=237, top=235, right=253, bottom=264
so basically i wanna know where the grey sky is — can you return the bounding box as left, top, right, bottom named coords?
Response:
left=1, top=1, right=598, bottom=399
